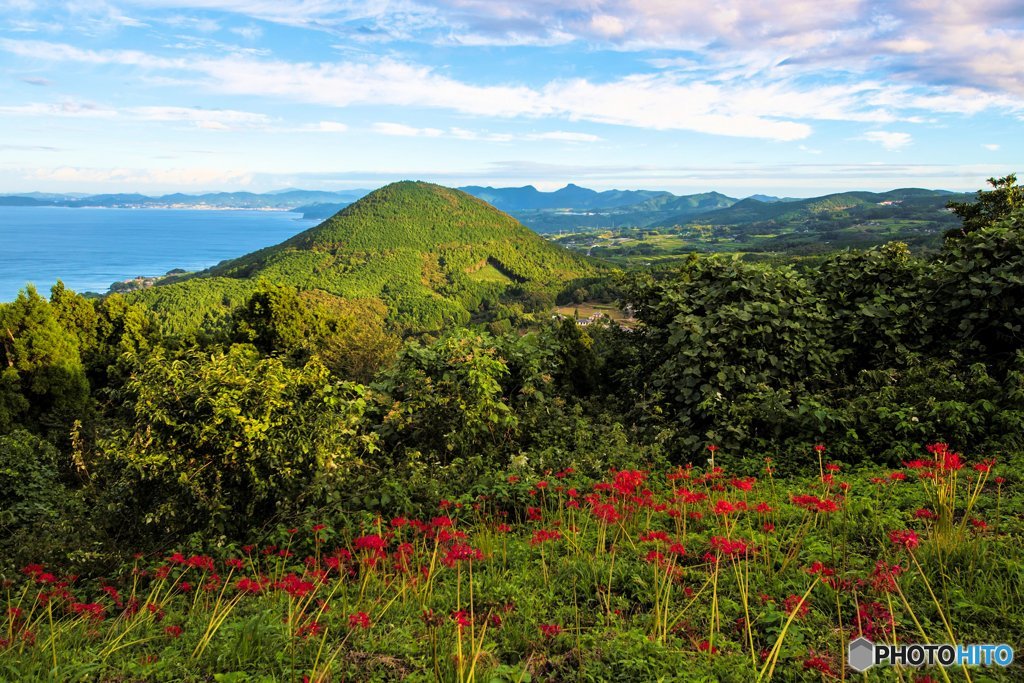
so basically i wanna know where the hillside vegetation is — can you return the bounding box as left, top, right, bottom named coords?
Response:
left=130, top=181, right=600, bottom=334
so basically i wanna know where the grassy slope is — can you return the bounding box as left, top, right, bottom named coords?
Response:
left=130, top=182, right=600, bottom=333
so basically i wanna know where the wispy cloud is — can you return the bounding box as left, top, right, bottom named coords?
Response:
left=25, top=164, right=253, bottom=187
left=373, top=123, right=601, bottom=143
left=0, top=40, right=819, bottom=140
left=859, top=131, right=912, bottom=150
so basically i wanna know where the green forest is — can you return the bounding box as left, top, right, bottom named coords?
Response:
left=1, top=176, right=1023, bottom=681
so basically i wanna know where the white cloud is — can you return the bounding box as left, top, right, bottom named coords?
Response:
left=229, top=25, right=263, bottom=41
left=314, top=120, right=348, bottom=132
left=528, top=131, right=600, bottom=142
left=372, top=124, right=601, bottom=143
left=373, top=122, right=444, bottom=137
left=26, top=165, right=253, bottom=186
left=983, top=143, right=1000, bottom=151
left=0, top=39, right=822, bottom=141
left=859, top=131, right=912, bottom=150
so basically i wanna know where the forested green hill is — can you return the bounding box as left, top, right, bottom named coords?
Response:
left=130, top=181, right=601, bottom=334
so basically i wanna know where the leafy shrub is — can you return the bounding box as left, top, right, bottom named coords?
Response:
left=99, top=344, right=374, bottom=536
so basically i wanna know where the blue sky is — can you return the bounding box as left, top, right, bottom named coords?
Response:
left=0, top=0, right=1021, bottom=197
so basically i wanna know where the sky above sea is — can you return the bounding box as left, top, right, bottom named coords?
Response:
left=0, top=1, right=1021, bottom=197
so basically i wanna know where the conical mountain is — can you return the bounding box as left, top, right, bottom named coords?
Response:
left=131, top=181, right=601, bottom=333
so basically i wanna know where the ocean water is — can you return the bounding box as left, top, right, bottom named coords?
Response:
left=0, top=207, right=319, bottom=302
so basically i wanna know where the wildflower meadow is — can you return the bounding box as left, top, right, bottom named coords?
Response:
left=2, top=444, right=1021, bottom=681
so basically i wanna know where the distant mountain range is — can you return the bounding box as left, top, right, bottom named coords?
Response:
left=0, top=189, right=369, bottom=210
left=0, top=184, right=972, bottom=234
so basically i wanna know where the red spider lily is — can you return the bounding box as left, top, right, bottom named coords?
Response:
left=995, top=476, right=1006, bottom=484
left=224, top=558, right=245, bottom=571
left=857, top=601, right=896, bottom=640
left=973, top=459, right=995, bottom=473
left=70, top=602, right=105, bottom=621
left=612, top=469, right=647, bottom=496
left=668, top=542, right=686, bottom=556
left=676, top=488, right=708, bottom=505
left=527, top=506, right=543, bottom=521
left=507, top=475, right=520, bottom=483
left=825, top=463, right=841, bottom=472
left=871, top=561, right=904, bottom=593
left=348, top=612, right=371, bottom=629
left=530, top=529, right=563, bottom=546
left=803, top=652, right=834, bottom=676
left=914, top=508, right=937, bottom=520
left=697, top=639, right=719, bottom=654
left=807, top=561, right=834, bottom=577
left=903, top=459, right=933, bottom=470
left=536, top=480, right=548, bottom=489
left=709, top=536, right=752, bottom=557
left=235, top=577, right=264, bottom=594
left=730, top=476, right=756, bottom=492
left=890, top=471, right=907, bottom=481
left=538, top=623, right=563, bottom=639
left=443, top=543, right=484, bottom=567
left=353, top=535, right=387, bottom=552
left=783, top=594, right=810, bottom=618
left=186, top=555, right=215, bottom=572
left=431, top=516, right=454, bottom=529
left=450, top=610, right=471, bottom=630
left=762, top=522, right=775, bottom=533
left=639, top=530, right=671, bottom=543
left=101, top=585, right=122, bottom=607
left=164, top=625, right=183, bottom=638
left=713, top=499, right=737, bottom=516
left=178, top=582, right=192, bottom=593
left=707, top=444, right=719, bottom=453
left=311, top=524, right=326, bottom=533
left=969, top=518, right=988, bottom=530
left=755, top=502, right=773, bottom=513
left=591, top=502, right=621, bottom=524
left=275, top=574, right=315, bottom=599
left=644, top=550, right=665, bottom=564
left=813, top=444, right=826, bottom=453
left=296, top=621, right=324, bottom=638
left=791, top=493, right=839, bottom=513
left=939, top=451, right=963, bottom=471
left=889, top=529, right=920, bottom=551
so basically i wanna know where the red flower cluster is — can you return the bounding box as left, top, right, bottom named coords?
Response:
left=889, top=529, right=920, bottom=551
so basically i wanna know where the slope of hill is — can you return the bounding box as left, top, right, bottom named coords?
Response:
left=129, top=182, right=601, bottom=334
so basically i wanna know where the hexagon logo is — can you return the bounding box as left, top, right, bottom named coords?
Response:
left=848, top=637, right=876, bottom=672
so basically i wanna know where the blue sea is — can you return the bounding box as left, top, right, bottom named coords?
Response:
left=0, top=207, right=319, bottom=302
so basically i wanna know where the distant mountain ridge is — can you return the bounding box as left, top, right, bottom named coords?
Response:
left=0, top=189, right=370, bottom=210
left=661, top=187, right=966, bottom=228
left=1, top=184, right=972, bottom=234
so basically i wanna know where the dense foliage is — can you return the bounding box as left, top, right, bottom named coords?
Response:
left=0, top=176, right=1022, bottom=680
